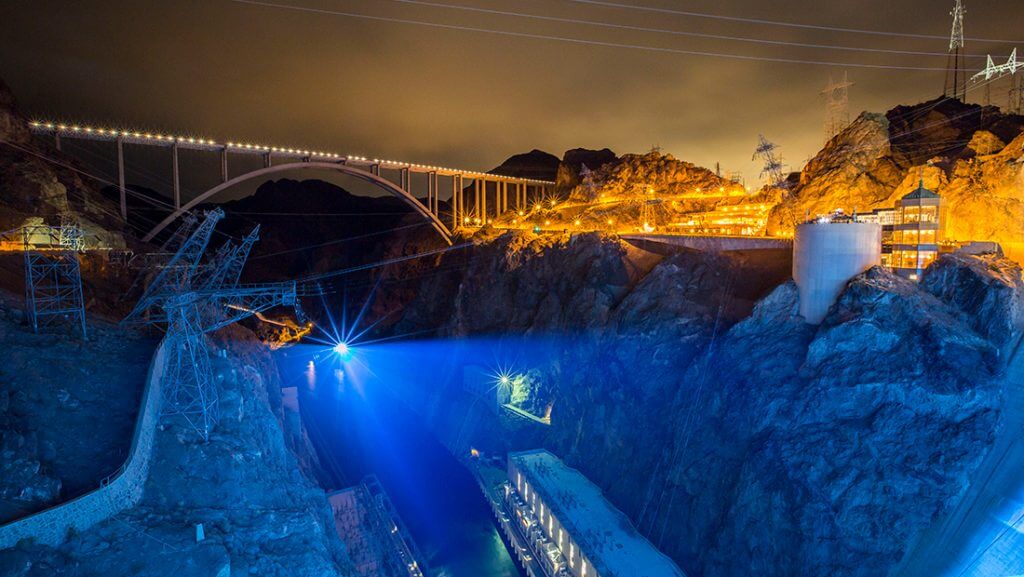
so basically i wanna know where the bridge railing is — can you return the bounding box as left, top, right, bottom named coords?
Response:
left=0, top=338, right=168, bottom=549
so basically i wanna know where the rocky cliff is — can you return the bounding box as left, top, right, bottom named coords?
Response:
left=0, top=79, right=125, bottom=249
left=391, top=232, right=1021, bottom=577
left=0, top=320, right=353, bottom=577
left=768, top=98, right=1024, bottom=261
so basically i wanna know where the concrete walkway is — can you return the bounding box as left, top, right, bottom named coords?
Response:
left=895, top=335, right=1024, bottom=576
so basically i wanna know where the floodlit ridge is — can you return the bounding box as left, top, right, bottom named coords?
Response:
left=27, top=120, right=556, bottom=184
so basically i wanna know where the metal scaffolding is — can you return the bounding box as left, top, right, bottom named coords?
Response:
left=19, top=222, right=88, bottom=339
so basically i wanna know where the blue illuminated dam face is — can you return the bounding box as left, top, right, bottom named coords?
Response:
left=278, top=349, right=522, bottom=577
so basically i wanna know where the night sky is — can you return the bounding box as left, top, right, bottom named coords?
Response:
left=2, top=0, right=1021, bottom=187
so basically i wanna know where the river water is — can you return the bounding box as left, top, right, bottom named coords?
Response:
left=278, top=349, right=522, bottom=577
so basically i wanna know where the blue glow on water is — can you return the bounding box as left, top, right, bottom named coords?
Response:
left=279, top=334, right=554, bottom=577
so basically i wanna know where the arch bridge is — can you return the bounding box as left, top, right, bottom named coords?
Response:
left=29, top=121, right=556, bottom=245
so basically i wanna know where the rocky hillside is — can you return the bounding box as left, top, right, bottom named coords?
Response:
left=389, top=232, right=1021, bottom=577
left=768, top=98, right=1024, bottom=261
left=0, top=80, right=125, bottom=249
left=0, top=323, right=353, bottom=577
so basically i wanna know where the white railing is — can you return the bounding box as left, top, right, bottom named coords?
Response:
left=0, top=338, right=168, bottom=549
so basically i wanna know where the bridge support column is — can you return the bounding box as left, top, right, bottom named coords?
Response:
left=481, top=180, right=488, bottom=224
left=371, top=164, right=380, bottom=176
left=451, top=175, right=460, bottom=230
left=172, top=141, right=181, bottom=210
left=428, top=171, right=437, bottom=215
left=54, top=133, right=61, bottom=152
left=220, top=147, right=229, bottom=183
left=499, top=181, right=506, bottom=214
left=263, top=152, right=272, bottom=168
left=473, top=179, right=481, bottom=222
left=117, top=135, right=126, bottom=220
left=400, top=167, right=410, bottom=191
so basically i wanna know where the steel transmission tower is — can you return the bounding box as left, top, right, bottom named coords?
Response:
left=753, top=135, right=788, bottom=190
left=944, top=0, right=967, bottom=101
left=821, top=72, right=854, bottom=142
left=1012, top=76, right=1024, bottom=115
left=640, top=186, right=656, bottom=232
left=19, top=220, right=88, bottom=339
left=123, top=208, right=300, bottom=440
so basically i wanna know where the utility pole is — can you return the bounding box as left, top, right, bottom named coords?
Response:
left=753, top=135, right=788, bottom=190
left=821, top=72, right=854, bottom=142
left=944, top=0, right=966, bottom=101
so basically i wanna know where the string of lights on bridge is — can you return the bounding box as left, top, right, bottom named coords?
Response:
left=28, top=120, right=555, bottom=184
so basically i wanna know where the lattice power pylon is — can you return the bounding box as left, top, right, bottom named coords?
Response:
left=944, top=0, right=967, bottom=101
left=9, top=221, right=88, bottom=339
left=971, top=48, right=1023, bottom=110
left=753, top=135, right=788, bottom=190
left=123, top=208, right=299, bottom=440
left=821, top=72, right=854, bottom=142
left=1012, top=76, right=1024, bottom=115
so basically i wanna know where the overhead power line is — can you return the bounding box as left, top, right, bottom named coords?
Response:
left=386, top=0, right=997, bottom=59
left=228, top=0, right=981, bottom=71
left=565, top=0, right=1024, bottom=44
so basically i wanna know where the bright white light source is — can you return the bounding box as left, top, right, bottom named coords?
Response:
left=333, top=342, right=353, bottom=360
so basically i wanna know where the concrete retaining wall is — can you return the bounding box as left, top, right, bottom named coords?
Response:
left=0, top=338, right=168, bottom=549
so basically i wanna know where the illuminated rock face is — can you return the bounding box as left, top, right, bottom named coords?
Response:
left=0, top=79, right=125, bottom=247
left=397, top=233, right=1020, bottom=577
left=769, top=98, right=1024, bottom=263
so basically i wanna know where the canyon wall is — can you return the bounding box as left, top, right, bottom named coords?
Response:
left=392, top=231, right=1021, bottom=577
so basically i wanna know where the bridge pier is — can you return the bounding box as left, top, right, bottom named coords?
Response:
left=172, top=141, right=181, bottom=209
left=451, top=175, right=461, bottom=230
left=220, top=147, right=229, bottom=183
left=481, top=180, right=488, bottom=223
left=400, top=167, right=410, bottom=192
left=473, top=179, right=481, bottom=221
left=116, top=135, right=126, bottom=220
left=428, top=171, right=437, bottom=215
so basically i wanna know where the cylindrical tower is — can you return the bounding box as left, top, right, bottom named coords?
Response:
left=793, top=221, right=881, bottom=324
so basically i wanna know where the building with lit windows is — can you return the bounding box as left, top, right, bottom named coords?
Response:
left=506, top=449, right=686, bottom=577
left=853, top=207, right=896, bottom=266
left=328, top=476, right=427, bottom=577
left=669, top=202, right=773, bottom=236
left=890, top=181, right=944, bottom=279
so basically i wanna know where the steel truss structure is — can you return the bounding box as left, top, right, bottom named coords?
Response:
left=753, top=135, right=789, bottom=190
left=18, top=222, right=88, bottom=339
left=123, top=208, right=299, bottom=440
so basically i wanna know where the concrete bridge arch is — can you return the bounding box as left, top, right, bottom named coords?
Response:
left=142, top=161, right=453, bottom=244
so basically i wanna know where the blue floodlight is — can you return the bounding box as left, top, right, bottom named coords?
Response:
left=333, top=341, right=353, bottom=361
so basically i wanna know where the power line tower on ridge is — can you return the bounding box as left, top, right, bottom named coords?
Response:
left=1012, top=76, right=1024, bottom=115
left=821, top=72, right=854, bottom=142
left=753, top=135, right=788, bottom=190
left=944, top=0, right=967, bottom=101
left=122, top=208, right=300, bottom=441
